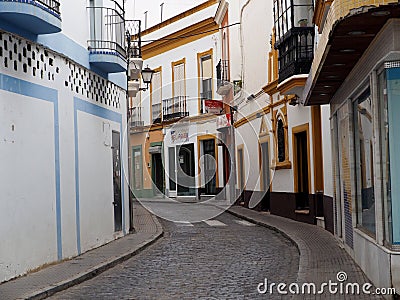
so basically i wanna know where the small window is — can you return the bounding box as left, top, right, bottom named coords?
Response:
left=277, top=118, right=285, bottom=162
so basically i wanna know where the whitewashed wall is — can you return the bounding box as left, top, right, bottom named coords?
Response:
left=140, top=33, right=222, bottom=125
left=0, top=28, right=128, bottom=282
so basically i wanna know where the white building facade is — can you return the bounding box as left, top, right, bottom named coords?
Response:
left=227, top=0, right=334, bottom=229
left=129, top=0, right=231, bottom=200
left=0, top=0, right=130, bottom=282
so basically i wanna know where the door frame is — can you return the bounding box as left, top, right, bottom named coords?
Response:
left=292, top=124, right=311, bottom=194
left=151, top=152, right=164, bottom=195
left=258, top=135, right=271, bottom=192
left=112, top=130, right=122, bottom=232
left=197, top=134, right=219, bottom=190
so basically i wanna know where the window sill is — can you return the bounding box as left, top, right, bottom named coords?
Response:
left=355, top=225, right=376, bottom=240
left=275, top=161, right=292, bottom=170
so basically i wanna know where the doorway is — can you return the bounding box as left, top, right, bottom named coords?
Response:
left=260, top=141, right=271, bottom=211
left=152, top=153, right=164, bottom=195
left=294, top=129, right=309, bottom=210
left=112, top=131, right=122, bottom=232
left=177, top=143, right=195, bottom=196
left=203, top=139, right=216, bottom=195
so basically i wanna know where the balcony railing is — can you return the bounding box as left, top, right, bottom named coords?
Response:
left=216, top=59, right=229, bottom=87
left=162, top=96, right=188, bottom=121
left=126, top=20, right=142, bottom=59
left=0, top=0, right=62, bottom=34
left=87, top=1, right=127, bottom=72
left=130, top=107, right=144, bottom=127
left=1, top=0, right=61, bottom=15
left=152, top=103, right=162, bottom=124
left=275, top=27, right=314, bottom=83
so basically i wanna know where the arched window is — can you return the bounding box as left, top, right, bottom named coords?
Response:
left=277, top=118, right=285, bottom=162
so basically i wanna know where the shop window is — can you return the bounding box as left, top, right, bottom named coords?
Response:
left=353, top=88, right=375, bottom=236
left=378, top=70, right=392, bottom=245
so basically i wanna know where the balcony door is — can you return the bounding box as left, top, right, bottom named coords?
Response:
left=173, top=62, right=186, bottom=117
left=151, top=70, right=162, bottom=123
left=200, top=54, right=212, bottom=113
left=203, top=139, right=217, bottom=195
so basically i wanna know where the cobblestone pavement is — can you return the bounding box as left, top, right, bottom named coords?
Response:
left=49, top=212, right=299, bottom=300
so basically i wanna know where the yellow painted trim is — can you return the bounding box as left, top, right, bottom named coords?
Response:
left=141, top=0, right=218, bottom=37
left=258, top=135, right=271, bottom=191
left=197, top=134, right=219, bottom=189
left=311, top=106, right=324, bottom=192
left=313, top=0, right=333, bottom=33
left=277, top=76, right=307, bottom=95
left=197, top=48, right=214, bottom=114
left=263, top=79, right=278, bottom=97
left=272, top=103, right=291, bottom=169
left=292, top=123, right=311, bottom=193
left=233, top=98, right=292, bottom=129
left=142, top=18, right=218, bottom=60
left=150, top=66, right=162, bottom=123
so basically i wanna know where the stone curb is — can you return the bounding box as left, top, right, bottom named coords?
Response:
left=22, top=214, right=163, bottom=300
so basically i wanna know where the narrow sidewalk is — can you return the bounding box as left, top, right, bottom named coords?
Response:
left=227, top=206, right=383, bottom=299
left=0, top=203, right=163, bottom=300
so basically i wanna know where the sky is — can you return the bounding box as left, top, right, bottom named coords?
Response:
left=125, top=0, right=207, bottom=30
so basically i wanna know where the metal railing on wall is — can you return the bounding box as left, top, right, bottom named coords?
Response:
left=87, top=1, right=126, bottom=58
left=162, top=96, right=188, bottom=121
left=1, top=0, right=61, bottom=15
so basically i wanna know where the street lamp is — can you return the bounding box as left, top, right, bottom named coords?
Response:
left=140, top=66, right=154, bottom=91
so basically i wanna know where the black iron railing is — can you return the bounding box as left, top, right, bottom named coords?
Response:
left=87, top=40, right=126, bottom=58
left=126, top=20, right=141, bottom=58
left=2, top=0, right=61, bottom=15
left=87, top=2, right=126, bottom=58
left=216, top=59, right=229, bottom=87
left=275, top=27, right=314, bottom=83
left=129, top=107, right=144, bottom=127
left=152, top=103, right=162, bottom=124
left=162, top=96, right=188, bottom=121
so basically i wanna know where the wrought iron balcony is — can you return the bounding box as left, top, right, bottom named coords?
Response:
left=152, top=103, right=162, bottom=124
left=0, top=0, right=61, bottom=35
left=275, top=27, right=314, bottom=83
left=216, top=59, right=231, bottom=95
left=126, top=20, right=143, bottom=80
left=129, top=107, right=144, bottom=128
left=87, top=1, right=126, bottom=73
left=162, top=96, right=189, bottom=121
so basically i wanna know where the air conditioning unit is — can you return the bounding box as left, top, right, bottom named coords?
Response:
left=129, top=57, right=143, bottom=80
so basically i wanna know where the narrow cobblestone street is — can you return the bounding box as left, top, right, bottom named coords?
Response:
left=49, top=212, right=299, bottom=299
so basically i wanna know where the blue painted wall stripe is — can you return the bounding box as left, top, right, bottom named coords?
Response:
left=0, top=73, right=62, bottom=260
left=73, top=97, right=126, bottom=253
left=0, top=73, right=58, bottom=101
